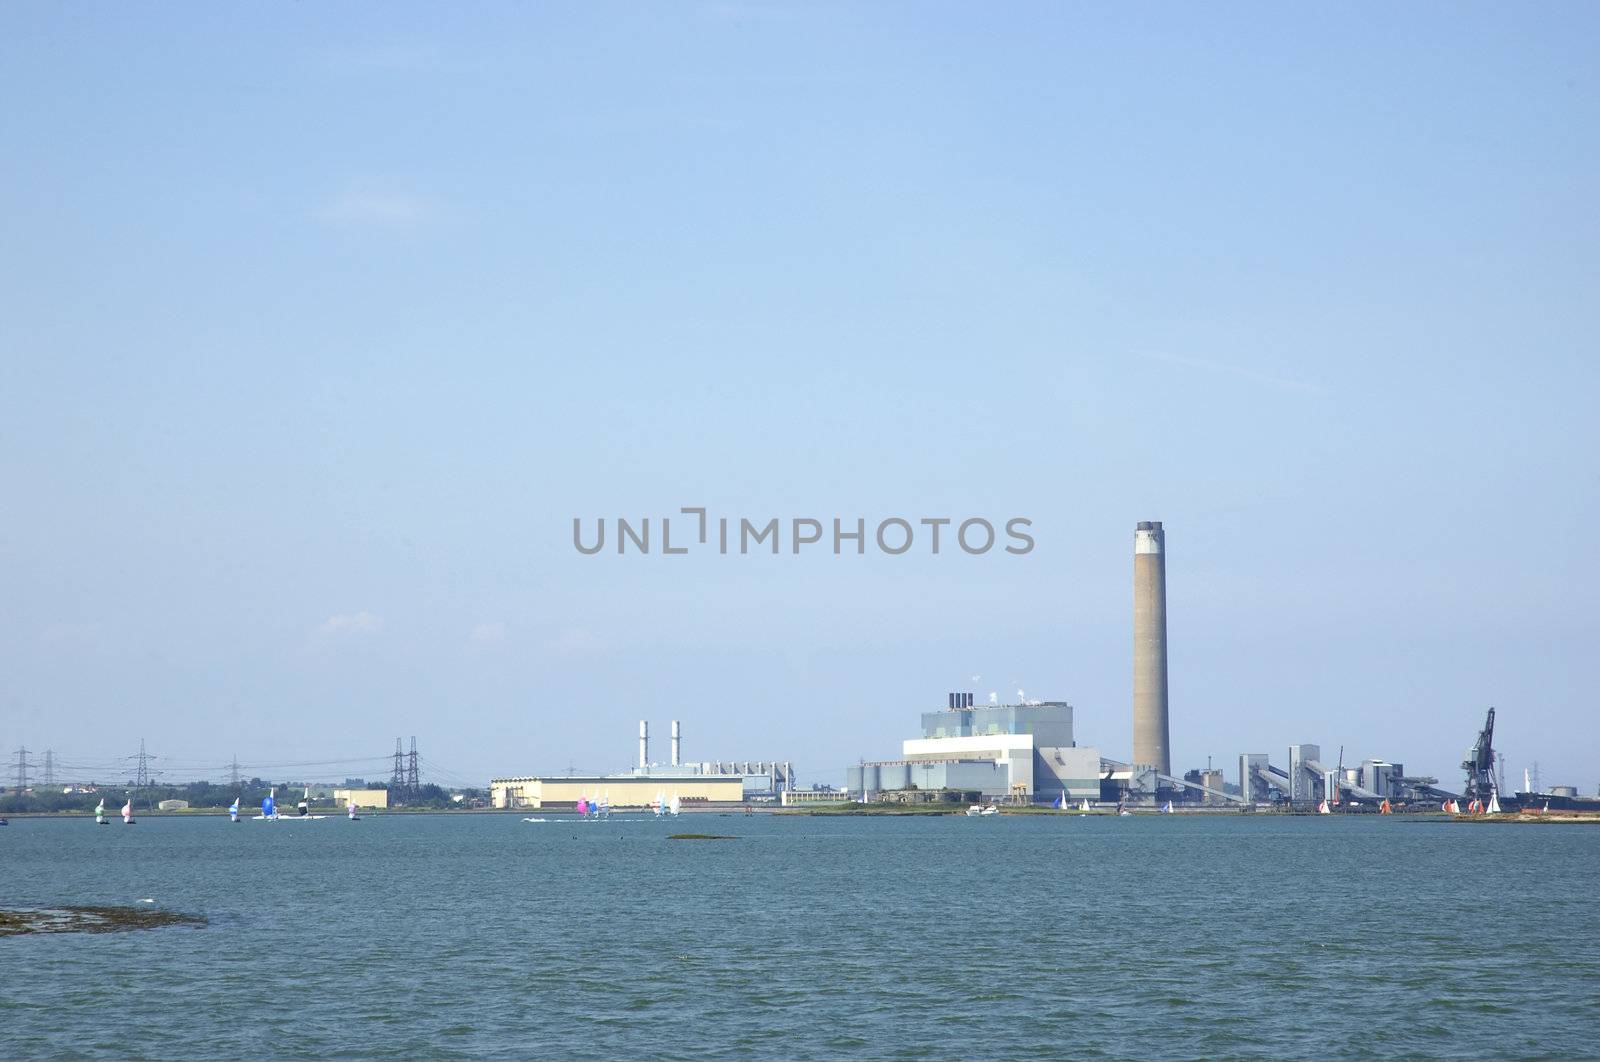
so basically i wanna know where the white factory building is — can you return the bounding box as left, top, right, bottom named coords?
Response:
left=849, top=693, right=1103, bottom=802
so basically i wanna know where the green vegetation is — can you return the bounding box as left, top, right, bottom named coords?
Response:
left=0, top=905, right=206, bottom=937
left=0, top=780, right=485, bottom=815
left=668, top=833, right=736, bottom=840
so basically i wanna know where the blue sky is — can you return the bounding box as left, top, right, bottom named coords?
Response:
left=2, top=3, right=1596, bottom=791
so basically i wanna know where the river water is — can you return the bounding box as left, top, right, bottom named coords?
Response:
left=2, top=812, right=1596, bottom=1058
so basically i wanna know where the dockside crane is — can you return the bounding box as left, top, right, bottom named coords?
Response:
left=1461, top=707, right=1497, bottom=804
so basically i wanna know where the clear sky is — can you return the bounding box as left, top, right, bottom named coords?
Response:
left=2, top=3, right=1596, bottom=792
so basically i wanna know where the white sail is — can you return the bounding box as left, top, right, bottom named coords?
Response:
left=670, top=792, right=681, bottom=816
left=121, top=798, right=133, bottom=824
left=1487, top=792, right=1502, bottom=814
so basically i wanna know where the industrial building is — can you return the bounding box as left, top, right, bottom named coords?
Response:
left=848, top=692, right=1103, bottom=802
left=490, top=775, right=744, bottom=810
left=333, top=788, right=389, bottom=810
left=489, top=719, right=794, bottom=809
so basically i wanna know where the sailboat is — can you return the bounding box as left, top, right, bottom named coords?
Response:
left=257, top=789, right=278, bottom=820
left=95, top=797, right=108, bottom=825
left=347, top=800, right=359, bottom=821
left=122, top=797, right=135, bottom=825
left=297, top=788, right=310, bottom=817
left=1160, top=801, right=1174, bottom=814
left=1542, top=801, right=1550, bottom=814
left=653, top=790, right=666, bottom=818
left=1052, top=792, right=1065, bottom=810
left=600, top=790, right=610, bottom=818
left=1080, top=799, right=1092, bottom=812
left=229, top=797, right=240, bottom=823
left=1379, top=798, right=1393, bottom=815
left=575, top=796, right=590, bottom=817
left=1317, top=799, right=1331, bottom=814
left=1487, top=791, right=1502, bottom=814
left=669, top=792, right=681, bottom=817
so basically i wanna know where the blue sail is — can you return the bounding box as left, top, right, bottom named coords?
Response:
left=262, top=795, right=275, bottom=817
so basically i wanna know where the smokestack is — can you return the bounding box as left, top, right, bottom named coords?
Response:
left=639, top=720, right=649, bottom=769
left=1133, top=521, right=1171, bottom=775
left=671, top=720, right=681, bottom=766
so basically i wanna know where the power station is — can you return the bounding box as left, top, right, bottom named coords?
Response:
left=492, top=720, right=795, bottom=809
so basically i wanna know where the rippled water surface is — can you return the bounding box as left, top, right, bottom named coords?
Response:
left=3, top=812, right=1597, bottom=1059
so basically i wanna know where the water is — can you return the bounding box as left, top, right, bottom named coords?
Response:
left=2, top=813, right=1597, bottom=1059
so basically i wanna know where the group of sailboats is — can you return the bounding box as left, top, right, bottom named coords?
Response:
left=75, top=787, right=358, bottom=824
left=1447, top=792, right=1505, bottom=815
left=251, top=788, right=339, bottom=822
left=89, top=796, right=134, bottom=824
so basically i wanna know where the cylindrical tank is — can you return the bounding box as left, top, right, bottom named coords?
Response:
left=1132, top=521, right=1171, bottom=775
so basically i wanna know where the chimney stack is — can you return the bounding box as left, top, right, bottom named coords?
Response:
left=638, top=720, right=649, bottom=769
left=671, top=720, right=681, bottom=766
left=1133, top=521, right=1171, bottom=775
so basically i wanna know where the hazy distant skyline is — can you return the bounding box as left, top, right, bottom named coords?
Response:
left=2, top=4, right=1596, bottom=791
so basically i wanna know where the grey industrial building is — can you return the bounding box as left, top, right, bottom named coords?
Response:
left=848, top=693, right=1103, bottom=802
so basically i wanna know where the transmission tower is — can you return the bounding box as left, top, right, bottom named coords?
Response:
left=42, top=748, right=55, bottom=787
left=12, top=746, right=30, bottom=793
left=135, top=739, right=152, bottom=788
left=229, top=755, right=240, bottom=787
left=390, top=738, right=406, bottom=801
left=406, top=736, right=420, bottom=795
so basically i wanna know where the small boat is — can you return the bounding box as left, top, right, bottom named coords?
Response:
left=575, top=796, right=590, bottom=817
left=654, top=790, right=666, bottom=818
left=1080, top=799, right=1093, bottom=812
left=347, top=801, right=359, bottom=821
left=95, top=798, right=108, bottom=825
left=1160, top=801, right=1174, bottom=814
left=966, top=804, right=999, bottom=817
left=297, top=788, right=311, bottom=817
left=229, top=797, right=240, bottom=823
left=1379, top=798, right=1393, bottom=815
left=670, top=792, right=681, bottom=817
left=256, top=789, right=278, bottom=820
left=1487, top=792, right=1502, bottom=814
left=122, top=797, right=135, bottom=825
left=1052, top=792, right=1066, bottom=810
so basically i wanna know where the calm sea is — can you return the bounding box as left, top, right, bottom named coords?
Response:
left=2, top=812, right=1596, bottom=1059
